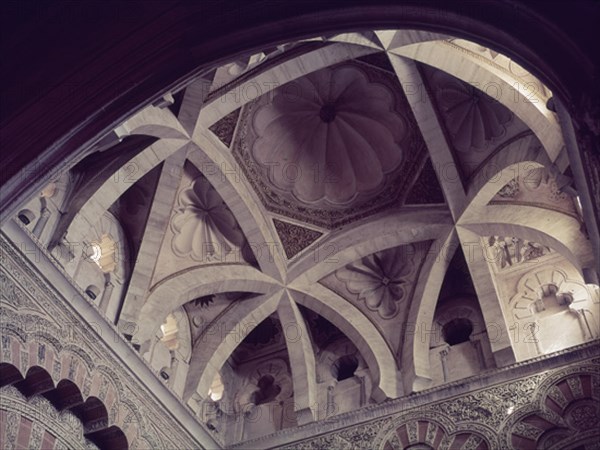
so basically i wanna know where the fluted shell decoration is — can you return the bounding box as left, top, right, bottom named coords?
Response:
left=336, top=245, right=415, bottom=319
left=434, top=71, right=513, bottom=151
left=171, top=177, right=244, bottom=261
left=251, top=64, right=406, bottom=206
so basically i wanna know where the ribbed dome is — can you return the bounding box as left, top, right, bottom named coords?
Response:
left=171, top=177, right=244, bottom=261
left=433, top=70, right=513, bottom=151
left=336, top=244, right=415, bottom=319
left=251, top=64, right=406, bottom=206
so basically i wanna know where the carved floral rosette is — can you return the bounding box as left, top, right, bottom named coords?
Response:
left=251, top=64, right=406, bottom=206
left=336, top=244, right=418, bottom=319
left=171, top=177, right=246, bottom=262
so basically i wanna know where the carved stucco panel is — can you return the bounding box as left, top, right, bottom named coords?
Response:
left=0, top=234, right=199, bottom=450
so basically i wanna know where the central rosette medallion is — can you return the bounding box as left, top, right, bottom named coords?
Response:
left=251, top=64, right=406, bottom=206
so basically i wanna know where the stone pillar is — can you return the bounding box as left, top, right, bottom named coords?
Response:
left=33, top=207, right=50, bottom=238
left=556, top=99, right=599, bottom=275
left=576, top=308, right=593, bottom=340
left=326, top=385, right=335, bottom=418
left=171, top=358, right=189, bottom=398
left=439, top=348, right=450, bottom=382
left=530, top=321, right=543, bottom=355
left=358, top=375, right=366, bottom=406
left=471, top=338, right=487, bottom=370
left=99, top=280, right=114, bottom=313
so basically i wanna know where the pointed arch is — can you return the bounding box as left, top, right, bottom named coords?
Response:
left=135, top=264, right=278, bottom=345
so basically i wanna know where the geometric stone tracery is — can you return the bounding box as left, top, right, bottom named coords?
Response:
left=272, top=218, right=323, bottom=259
left=208, top=109, right=241, bottom=148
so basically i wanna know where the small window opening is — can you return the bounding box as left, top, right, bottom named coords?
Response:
left=442, top=318, right=473, bottom=346
left=250, top=375, right=281, bottom=405
left=85, top=285, right=100, bottom=301
left=17, top=209, right=35, bottom=226
left=332, top=355, right=359, bottom=381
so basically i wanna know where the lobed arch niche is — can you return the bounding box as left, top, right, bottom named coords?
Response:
left=509, top=268, right=599, bottom=360
left=428, top=296, right=496, bottom=386
left=60, top=211, right=131, bottom=324
left=316, top=337, right=372, bottom=419
left=144, top=306, right=193, bottom=397
left=0, top=363, right=128, bottom=450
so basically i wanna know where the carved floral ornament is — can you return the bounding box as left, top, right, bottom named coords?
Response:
left=566, top=399, right=600, bottom=431
left=336, top=245, right=416, bottom=319
left=376, top=410, right=493, bottom=450
left=486, top=235, right=551, bottom=270
left=493, top=167, right=578, bottom=218
left=0, top=386, right=90, bottom=449
left=251, top=64, right=406, bottom=206
left=496, top=167, right=570, bottom=200
left=171, top=177, right=246, bottom=261
left=0, top=294, right=177, bottom=449
left=432, top=70, right=513, bottom=151
left=505, top=371, right=600, bottom=449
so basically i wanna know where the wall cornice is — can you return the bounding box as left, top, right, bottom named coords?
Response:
left=233, top=342, right=600, bottom=449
